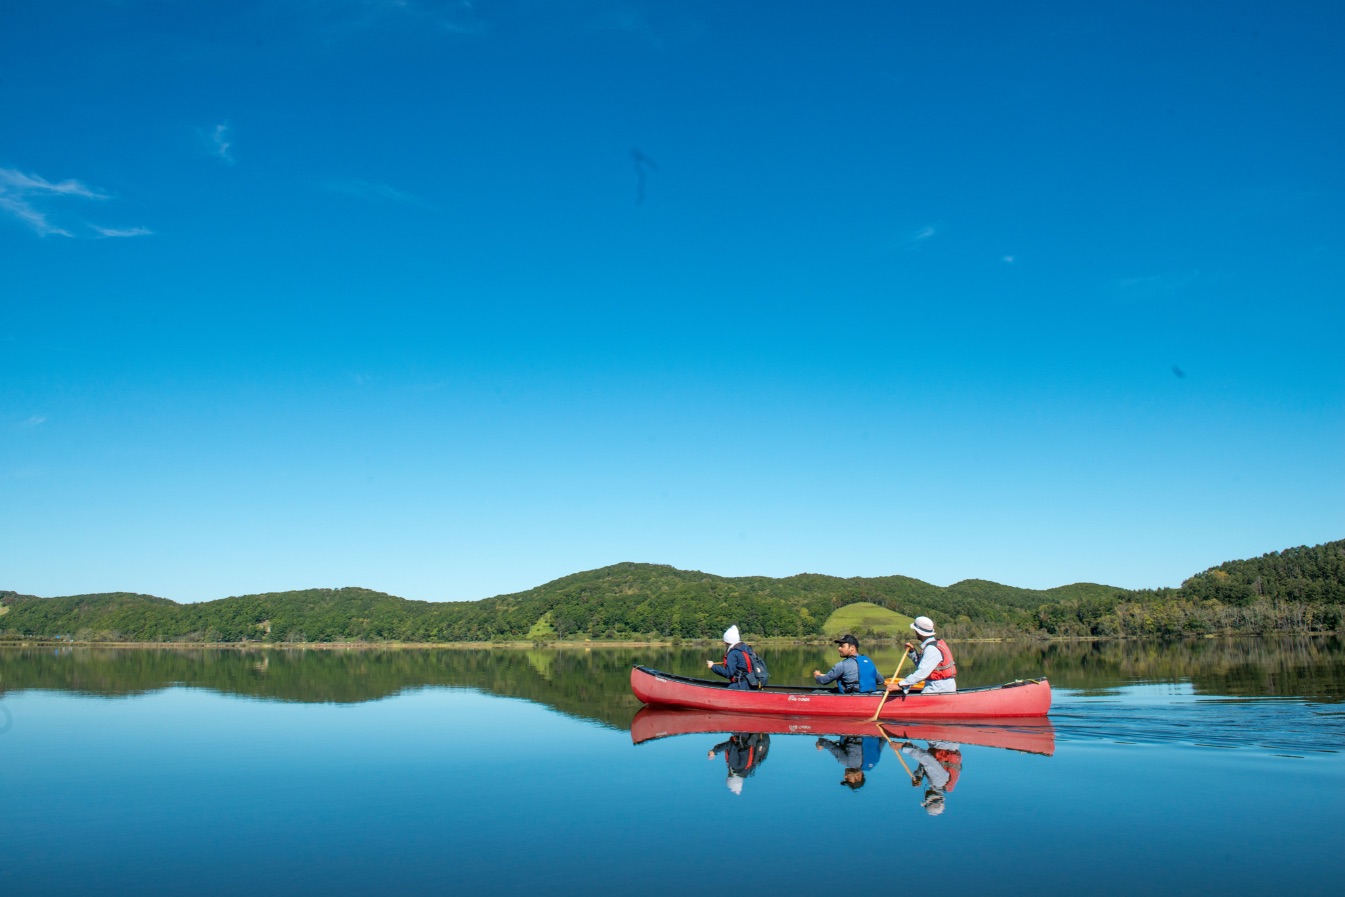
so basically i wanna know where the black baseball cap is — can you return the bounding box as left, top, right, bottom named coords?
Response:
left=833, top=634, right=859, bottom=647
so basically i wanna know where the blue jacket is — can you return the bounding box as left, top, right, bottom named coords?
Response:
left=711, top=644, right=753, bottom=690
left=712, top=733, right=771, bottom=775
left=816, top=736, right=884, bottom=771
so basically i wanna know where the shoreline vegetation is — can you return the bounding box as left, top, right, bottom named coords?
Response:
left=0, top=632, right=1299, bottom=650
left=3, top=638, right=1339, bottom=725
left=3, top=540, right=1341, bottom=646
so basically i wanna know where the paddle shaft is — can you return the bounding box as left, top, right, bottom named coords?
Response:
left=876, top=723, right=921, bottom=784
left=868, top=650, right=910, bottom=722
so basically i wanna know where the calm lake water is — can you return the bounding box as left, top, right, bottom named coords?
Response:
left=3, top=638, right=1343, bottom=897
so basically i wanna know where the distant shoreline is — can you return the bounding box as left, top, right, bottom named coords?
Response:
left=0, top=632, right=1283, bottom=651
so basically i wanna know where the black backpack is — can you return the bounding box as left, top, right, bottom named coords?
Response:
left=740, top=645, right=769, bottom=689
left=726, top=733, right=771, bottom=775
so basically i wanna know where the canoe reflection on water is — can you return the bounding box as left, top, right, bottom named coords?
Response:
left=631, top=707, right=1054, bottom=811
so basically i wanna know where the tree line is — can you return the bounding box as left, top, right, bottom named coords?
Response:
left=1, top=540, right=1340, bottom=644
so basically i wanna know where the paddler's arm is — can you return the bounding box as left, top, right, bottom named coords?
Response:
left=814, top=660, right=845, bottom=686
left=899, top=644, right=942, bottom=688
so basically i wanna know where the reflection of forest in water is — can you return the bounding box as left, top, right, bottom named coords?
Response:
left=1, top=636, right=1340, bottom=729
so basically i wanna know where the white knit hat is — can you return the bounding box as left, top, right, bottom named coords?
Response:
left=722, top=625, right=741, bottom=645
left=726, top=774, right=744, bottom=795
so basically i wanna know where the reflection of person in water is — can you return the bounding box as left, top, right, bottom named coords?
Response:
left=815, top=735, right=884, bottom=790
left=900, top=740, right=962, bottom=815
left=708, top=732, right=771, bottom=795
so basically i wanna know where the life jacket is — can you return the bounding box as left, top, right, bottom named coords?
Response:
left=919, top=636, right=957, bottom=681
left=855, top=655, right=883, bottom=692
left=931, top=746, right=962, bottom=792
left=861, top=736, right=885, bottom=770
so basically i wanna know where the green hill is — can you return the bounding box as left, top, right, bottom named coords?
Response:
left=822, top=602, right=916, bottom=638
left=2, top=539, right=1340, bottom=644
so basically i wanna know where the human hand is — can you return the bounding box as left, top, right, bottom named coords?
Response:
left=705, top=660, right=715, bottom=669
left=707, top=750, right=716, bottom=759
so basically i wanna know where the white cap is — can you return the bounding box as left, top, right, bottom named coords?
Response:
left=726, top=774, right=744, bottom=795
left=922, top=789, right=945, bottom=816
left=723, top=625, right=740, bottom=645
left=911, top=616, right=935, bottom=637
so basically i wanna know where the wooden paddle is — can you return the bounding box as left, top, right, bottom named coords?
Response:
left=868, top=651, right=909, bottom=721
left=874, top=722, right=921, bottom=786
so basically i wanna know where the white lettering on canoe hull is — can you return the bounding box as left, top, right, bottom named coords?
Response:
left=787, top=695, right=810, bottom=702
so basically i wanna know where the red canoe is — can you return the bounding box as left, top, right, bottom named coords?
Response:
left=630, top=705, right=1056, bottom=755
left=630, top=665, right=1051, bottom=720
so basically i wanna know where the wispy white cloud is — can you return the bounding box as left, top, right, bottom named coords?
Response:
left=0, top=193, right=72, bottom=236
left=1002, top=255, right=1016, bottom=263
left=0, top=167, right=144, bottom=238
left=913, top=225, right=937, bottom=242
left=205, top=123, right=235, bottom=164
left=13, top=415, right=47, bottom=430
left=0, top=168, right=106, bottom=199
left=92, top=225, right=154, bottom=238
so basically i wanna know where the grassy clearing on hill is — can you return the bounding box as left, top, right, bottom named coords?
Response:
left=822, top=602, right=915, bottom=638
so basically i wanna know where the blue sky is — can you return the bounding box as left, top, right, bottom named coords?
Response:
left=3, top=1, right=1341, bottom=603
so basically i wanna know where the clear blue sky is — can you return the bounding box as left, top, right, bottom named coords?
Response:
left=3, top=1, right=1341, bottom=603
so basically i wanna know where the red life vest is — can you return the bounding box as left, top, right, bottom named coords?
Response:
left=921, top=637, right=957, bottom=681
left=931, top=746, right=962, bottom=792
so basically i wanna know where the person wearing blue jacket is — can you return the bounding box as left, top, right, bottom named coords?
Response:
left=815, top=734, right=884, bottom=789
left=706, top=625, right=756, bottom=690
left=813, top=634, right=884, bottom=693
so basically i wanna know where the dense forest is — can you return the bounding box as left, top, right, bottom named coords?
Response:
left=1, top=540, right=1341, bottom=644
left=1032, top=541, right=1344, bottom=637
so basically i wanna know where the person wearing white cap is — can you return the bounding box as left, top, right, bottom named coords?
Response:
left=706, top=625, right=764, bottom=690
left=920, top=788, right=946, bottom=816
left=708, top=731, right=770, bottom=794
left=897, top=615, right=958, bottom=694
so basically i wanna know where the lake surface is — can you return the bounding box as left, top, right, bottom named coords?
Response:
left=3, top=638, right=1343, bottom=896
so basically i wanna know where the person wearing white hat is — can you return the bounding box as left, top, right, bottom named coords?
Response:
left=920, top=788, right=946, bottom=816
left=897, top=615, right=958, bottom=694
left=709, top=731, right=770, bottom=794
left=706, top=625, right=764, bottom=690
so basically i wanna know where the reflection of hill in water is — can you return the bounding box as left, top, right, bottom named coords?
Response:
left=0, top=647, right=659, bottom=729
left=1, top=636, right=1340, bottom=729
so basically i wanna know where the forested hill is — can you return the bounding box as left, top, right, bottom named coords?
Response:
left=2, top=540, right=1341, bottom=643
left=0, top=568, right=1123, bottom=643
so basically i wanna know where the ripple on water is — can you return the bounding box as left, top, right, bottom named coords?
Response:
left=1051, top=683, right=1345, bottom=754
